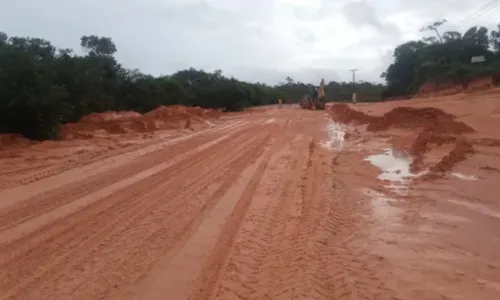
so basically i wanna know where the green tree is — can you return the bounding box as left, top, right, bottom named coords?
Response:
left=0, top=30, right=384, bottom=140
left=381, top=21, right=500, bottom=99
left=80, top=35, right=117, bottom=56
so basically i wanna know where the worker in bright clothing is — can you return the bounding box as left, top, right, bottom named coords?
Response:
left=318, top=78, right=325, bottom=99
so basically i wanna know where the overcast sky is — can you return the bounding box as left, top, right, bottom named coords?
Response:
left=1, top=0, right=499, bottom=84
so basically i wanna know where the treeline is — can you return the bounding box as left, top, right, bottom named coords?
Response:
left=280, top=77, right=384, bottom=104
left=382, top=20, right=500, bottom=98
left=0, top=32, right=383, bottom=140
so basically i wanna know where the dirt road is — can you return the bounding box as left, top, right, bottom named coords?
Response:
left=1, top=99, right=499, bottom=299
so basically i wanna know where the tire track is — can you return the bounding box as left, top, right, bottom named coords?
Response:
left=190, top=113, right=380, bottom=300
left=0, top=121, right=224, bottom=190
left=0, top=125, right=251, bottom=249
left=320, top=173, right=389, bottom=300
left=33, top=133, right=272, bottom=300
left=0, top=128, right=251, bottom=271
left=1, top=110, right=391, bottom=300
left=250, top=122, right=325, bottom=300
left=279, top=134, right=385, bottom=300
left=0, top=123, right=273, bottom=300
left=188, top=119, right=293, bottom=300
left=264, top=137, right=325, bottom=300
left=198, top=115, right=322, bottom=300
left=210, top=132, right=313, bottom=300
left=0, top=121, right=249, bottom=232
left=0, top=120, right=247, bottom=211
left=288, top=147, right=387, bottom=300
left=0, top=126, right=254, bottom=266
left=115, top=131, right=275, bottom=300
left=287, top=140, right=336, bottom=300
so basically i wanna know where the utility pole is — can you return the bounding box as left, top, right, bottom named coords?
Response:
left=350, top=69, right=358, bottom=104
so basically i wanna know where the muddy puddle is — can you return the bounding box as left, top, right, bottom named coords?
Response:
left=450, top=172, right=478, bottom=181
left=365, top=148, right=420, bottom=182
left=321, top=121, right=346, bottom=151
left=365, top=148, right=428, bottom=194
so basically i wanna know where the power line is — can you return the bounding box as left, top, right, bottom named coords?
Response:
left=456, top=0, right=500, bottom=31
left=455, top=0, right=497, bottom=26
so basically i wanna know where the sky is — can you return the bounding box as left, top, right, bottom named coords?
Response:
left=0, top=0, right=499, bottom=85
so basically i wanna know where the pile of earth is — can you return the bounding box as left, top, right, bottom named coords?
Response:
left=415, top=76, right=497, bottom=98
left=0, top=133, right=31, bottom=151
left=60, top=105, right=222, bottom=140
left=328, top=104, right=476, bottom=178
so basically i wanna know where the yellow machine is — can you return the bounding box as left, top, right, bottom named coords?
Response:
left=299, top=78, right=326, bottom=110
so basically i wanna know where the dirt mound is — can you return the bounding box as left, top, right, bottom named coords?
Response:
left=367, top=107, right=474, bottom=134
left=327, top=104, right=377, bottom=125
left=329, top=104, right=474, bottom=134
left=329, top=104, right=476, bottom=178
left=415, top=81, right=465, bottom=98
left=80, top=111, right=141, bottom=123
left=60, top=105, right=222, bottom=140
left=0, top=133, right=31, bottom=150
left=408, top=130, right=475, bottom=176
left=414, top=76, right=498, bottom=98
left=465, top=77, right=494, bottom=93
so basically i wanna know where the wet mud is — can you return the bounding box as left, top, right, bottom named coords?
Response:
left=0, top=95, right=499, bottom=299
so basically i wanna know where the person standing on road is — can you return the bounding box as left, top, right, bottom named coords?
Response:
left=278, top=98, right=283, bottom=109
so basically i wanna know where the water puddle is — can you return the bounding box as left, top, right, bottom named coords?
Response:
left=365, top=148, right=423, bottom=182
left=321, top=122, right=346, bottom=151
left=446, top=199, right=500, bottom=219
left=450, top=172, right=478, bottom=181
left=265, top=118, right=276, bottom=124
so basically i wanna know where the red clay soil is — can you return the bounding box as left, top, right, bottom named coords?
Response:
left=416, top=81, right=465, bottom=98
left=413, top=76, right=497, bottom=98
left=328, top=104, right=476, bottom=176
left=366, top=106, right=474, bottom=134
left=409, top=130, right=475, bottom=176
left=80, top=111, right=142, bottom=123
left=59, top=105, right=222, bottom=140
left=465, top=76, right=494, bottom=93
left=329, top=104, right=474, bottom=134
left=0, top=133, right=31, bottom=150
left=0, top=105, right=499, bottom=300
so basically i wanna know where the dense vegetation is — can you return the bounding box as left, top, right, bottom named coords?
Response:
left=382, top=20, right=500, bottom=98
left=0, top=32, right=383, bottom=140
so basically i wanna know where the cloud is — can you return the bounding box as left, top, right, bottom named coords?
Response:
left=0, top=0, right=498, bottom=85
left=341, top=0, right=401, bottom=38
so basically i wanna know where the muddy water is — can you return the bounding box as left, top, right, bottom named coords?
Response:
left=365, top=148, right=422, bottom=182
left=321, top=121, right=346, bottom=151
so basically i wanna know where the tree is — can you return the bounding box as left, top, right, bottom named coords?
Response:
left=463, top=26, right=489, bottom=50
left=420, top=19, right=447, bottom=43
left=490, top=24, right=500, bottom=52
left=442, top=31, right=462, bottom=42
left=80, top=35, right=117, bottom=56
left=0, top=30, right=385, bottom=140
left=381, top=20, right=500, bottom=99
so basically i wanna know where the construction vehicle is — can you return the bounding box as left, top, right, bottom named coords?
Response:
left=299, top=78, right=326, bottom=110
